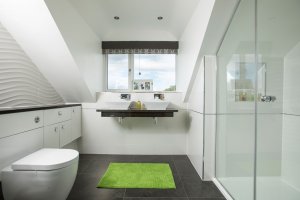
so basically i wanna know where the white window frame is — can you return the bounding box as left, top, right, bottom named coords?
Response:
left=105, top=54, right=176, bottom=92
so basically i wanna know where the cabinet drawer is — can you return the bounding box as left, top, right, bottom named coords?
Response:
left=44, top=108, right=71, bottom=126
left=0, top=111, right=43, bottom=139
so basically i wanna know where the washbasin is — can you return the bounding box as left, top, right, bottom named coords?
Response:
left=102, top=101, right=131, bottom=110
left=143, top=101, right=169, bottom=110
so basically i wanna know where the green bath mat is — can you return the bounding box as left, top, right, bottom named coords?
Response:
left=97, top=163, right=176, bottom=189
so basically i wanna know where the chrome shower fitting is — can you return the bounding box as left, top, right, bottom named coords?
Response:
left=260, top=95, right=276, bottom=102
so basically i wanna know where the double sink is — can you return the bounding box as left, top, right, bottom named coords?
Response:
left=102, top=100, right=169, bottom=110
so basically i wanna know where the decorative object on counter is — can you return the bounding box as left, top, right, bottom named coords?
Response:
left=129, top=101, right=145, bottom=110
left=133, top=79, right=153, bottom=91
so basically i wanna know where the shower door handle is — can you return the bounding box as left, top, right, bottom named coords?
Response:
left=260, top=95, right=276, bottom=102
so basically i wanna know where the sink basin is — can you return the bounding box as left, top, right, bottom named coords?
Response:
left=102, top=101, right=131, bottom=110
left=143, top=101, right=169, bottom=110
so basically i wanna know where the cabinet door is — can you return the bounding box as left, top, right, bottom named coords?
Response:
left=59, top=121, right=71, bottom=147
left=44, top=124, right=60, bottom=148
left=71, top=106, right=82, bottom=141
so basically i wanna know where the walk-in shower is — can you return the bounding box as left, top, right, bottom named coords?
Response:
left=215, top=0, right=300, bottom=199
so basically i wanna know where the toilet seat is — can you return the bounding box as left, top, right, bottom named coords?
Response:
left=11, top=148, right=79, bottom=171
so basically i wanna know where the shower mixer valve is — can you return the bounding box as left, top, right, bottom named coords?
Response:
left=260, top=95, right=276, bottom=102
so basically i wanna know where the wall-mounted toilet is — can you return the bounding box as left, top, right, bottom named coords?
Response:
left=1, top=148, right=79, bottom=200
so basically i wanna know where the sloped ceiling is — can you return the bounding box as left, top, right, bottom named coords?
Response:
left=68, top=0, right=200, bottom=40
left=0, top=0, right=95, bottom=103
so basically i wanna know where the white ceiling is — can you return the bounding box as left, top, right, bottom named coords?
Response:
left=68, top=0, right=200, bottom=41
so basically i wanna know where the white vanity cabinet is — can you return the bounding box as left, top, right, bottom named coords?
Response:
left=44, top=107, right=71, bottom=126
left=59, top=121, right=71, bottom=147
left=0, top=111, right=43, bottom=139
left=71, top=106, right=81, bottom=141
left=43, top=106, right=81, bottom=148
left=44, top=123, right=60, bottom=148
left=0, top=105, right=81, bottom=179
left=0, top=111, right=44, bottom=174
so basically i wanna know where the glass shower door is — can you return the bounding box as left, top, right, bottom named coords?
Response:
left=256, top=0, right=300, bottom=199
left=215, top=0, right=256, bottom=199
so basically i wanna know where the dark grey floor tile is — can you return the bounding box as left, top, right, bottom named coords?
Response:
left=79, top=154, right=102, bottom=160
left=188, top=198, right=225, bottom=200
left=172, top=155, right=190, bottom=161
left=0, top=154, right=225, bottom=200
left=124, top=174, right=187, bottom=198
left=79, top=159, right=111, bottom=177
left=0, top=183, right=4, bottom=200
left=67, top=173, right=125, bottom=200
left=78, top=158, right=93, bottom=173
left=82, top=155, right=178, bottom=176
left=174, top=159, right=199, bottom=177
left=124, top=198, right=188, bottom=200
left=181, top=176, right=224, bottom=198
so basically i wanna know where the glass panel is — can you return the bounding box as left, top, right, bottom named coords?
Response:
left=107, top=54, right=129, bottom=90
left=256, top=0, right=300, bottom=199
left=133, top=54, right=176, bottom=91
left=216, top=0, right=256, bottom=199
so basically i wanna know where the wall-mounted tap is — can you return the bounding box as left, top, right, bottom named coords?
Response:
left=154, top=93, right=164, bottom=100
left=120, top=94, right=131, bottom=101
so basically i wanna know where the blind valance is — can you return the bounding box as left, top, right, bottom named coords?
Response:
left=102, top=41, right=179, bottom=54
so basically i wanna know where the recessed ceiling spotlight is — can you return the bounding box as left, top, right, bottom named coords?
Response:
left=114, top=16, right=120, bottom=20
left=157, top=16, right=163, bottom=20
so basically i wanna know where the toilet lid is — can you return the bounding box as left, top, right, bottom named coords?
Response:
left=12, top=148, right=79, bottom=171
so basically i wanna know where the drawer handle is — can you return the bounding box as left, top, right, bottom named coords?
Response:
left=34, top=116, right=40, bottom=123
left=58, top=111, right=62, bottom=116
left=54, top=127, right=58, bottom=132
left=61, top=125, right=64, bottom=129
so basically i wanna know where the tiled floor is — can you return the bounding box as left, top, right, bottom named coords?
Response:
left=0, top=154, right=225, bottom=200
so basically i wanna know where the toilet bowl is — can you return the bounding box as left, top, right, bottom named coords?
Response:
left=1, top=148, right=79, bottom=200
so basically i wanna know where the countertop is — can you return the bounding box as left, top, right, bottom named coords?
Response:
left=0, top=104, right=81, bottom=115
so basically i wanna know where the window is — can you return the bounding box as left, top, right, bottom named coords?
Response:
left=107, top=54, right=129, bottom=90
left=106, top=54, right=176, bottom=92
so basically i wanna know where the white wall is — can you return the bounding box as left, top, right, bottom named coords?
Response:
left=79, top=92, right=188, bottom=154
left=0, top=22, right=64, bottom=107
left=0, top=0, right=94, bottom=103
left=186, top=59, right=205, bottom=178
left=186, top=56, right=217, bottom=180
left=282, top=42, right=300, bottom=190
left=102, top=30, right=177, bottom=41
left=176, top=0, right=215, bottom=99
left=45, top=0, right=104, bottom=95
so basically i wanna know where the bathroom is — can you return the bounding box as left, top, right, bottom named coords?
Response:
left=0, top=0, right=299, bottom=199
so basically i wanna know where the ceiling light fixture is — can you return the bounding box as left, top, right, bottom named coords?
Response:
left=114, top=16, right=120, bottom=20
left=157, top=16, right=163, bottom=20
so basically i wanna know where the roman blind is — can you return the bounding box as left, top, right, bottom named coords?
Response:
left=102, top=41, right=179, bottom=54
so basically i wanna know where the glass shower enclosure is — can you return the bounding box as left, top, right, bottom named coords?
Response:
left=215, top=0, right=300, bottom=199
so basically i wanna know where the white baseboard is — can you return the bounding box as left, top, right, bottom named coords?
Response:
left=212, top=178, right=234, bottom=200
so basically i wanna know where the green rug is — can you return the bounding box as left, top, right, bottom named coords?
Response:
left=97, top=163, right=176, bottom=189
